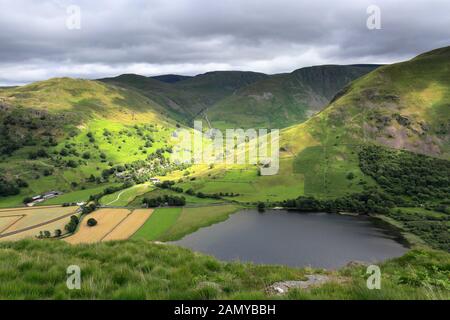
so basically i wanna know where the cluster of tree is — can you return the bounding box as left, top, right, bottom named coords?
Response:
left=81, top=203, right=97, bottom=215
left=406, top=221, right=449, bottom=251
left=142, top=195, right=186, bottom=207
left=28, top=148, right=49, bottom=159
left=184, top=188, right=240, bottom=199
left=63, top=203, right=97, bottom=234
left=191, top=191, right=221, bottom=200
left=389, top=209, right=450, bottom=223
left=359, top=145, right=450, bottom=201
left=36, top=230, right=52, bottom=239
left=387, top=208, right=450, bottom=251
left=0, top=108, right=63, bottom=156
left=0, top=177, right=28, bottom=197
left=65, top=215, right=80, bottom=233
left=273, top=187, right=398, bottom=214
left=156, top=180, right=176, bottom=189
left=57, top=143, right=80, bottom=157
left=36, top=229, right=62, bottom=239
left=100, top=155, right=179, bottom=181
left=86, top=132, right=95, bottom=143
left=426, top=203, right=450, bottom=215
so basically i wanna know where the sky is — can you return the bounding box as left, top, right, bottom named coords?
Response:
left=0, top=0, right=449, bottom=85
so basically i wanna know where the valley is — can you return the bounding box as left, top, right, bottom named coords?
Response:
left=0, top=46, right=449, bottom=300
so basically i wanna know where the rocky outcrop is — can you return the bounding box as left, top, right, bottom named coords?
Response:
left=266, top=274, right=334, bottom=295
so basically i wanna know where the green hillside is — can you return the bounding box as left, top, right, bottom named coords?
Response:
left=0, top=46, right=449, bottom=300
left=100, top=71, right=268, bottom=123
left=100, top=67, right=378, bottom=130
left=174, top=71, right=268, bottom=105
left=0, top=78, right=183, bottom=207
left=282, top=46, right=450, bottom=157
left=168, top=47, right=449, bottom=207
left=99, top=74, right=201, bottom=121
left=204, top=65, right=379, bottom=129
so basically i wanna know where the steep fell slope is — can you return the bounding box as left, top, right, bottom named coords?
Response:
left=101, top=71, right=268, bottom=123
left=205, top=65, right=379, bottom=129
left=282, top=47, right=450, bottom=157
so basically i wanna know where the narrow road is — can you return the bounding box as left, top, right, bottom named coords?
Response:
left=104, top=184, right=144, bottom=206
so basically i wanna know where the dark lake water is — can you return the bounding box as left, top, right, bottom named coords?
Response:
left=171, top=209, right=408, bottom=269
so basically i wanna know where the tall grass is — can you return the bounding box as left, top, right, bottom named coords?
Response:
left=0, top=239, right=448, bottom=300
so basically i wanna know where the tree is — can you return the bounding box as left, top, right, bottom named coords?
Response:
left=36, top=149, right=48, bottom=158
left=54, top=229, right=62, bottom=237
left=66, top=160, right=78, bottom=168
left=23, top=196, right=33, bottom=204
left=257, top=202, right=266, bottom=211
left=87, top=218, right=97, bottom=227
left=0, top=178, right=20, bottom=196
left=82, top=152, right=91, bottom=159
left=65, top=215, right=79, bottom=233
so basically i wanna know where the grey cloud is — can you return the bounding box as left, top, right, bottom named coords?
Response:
left=0, top=0, right=449, bottom=85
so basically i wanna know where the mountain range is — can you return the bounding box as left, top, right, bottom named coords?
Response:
left=100, top=65, right=379, bottom=129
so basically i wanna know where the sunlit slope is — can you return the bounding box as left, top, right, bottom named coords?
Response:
left=0, top=78, right=179, bottom=207
left=0, top=77, right=172, bottom=123
left=282, top=46, right=450, bottom=157
left=172, top=47, right=450, bottom=201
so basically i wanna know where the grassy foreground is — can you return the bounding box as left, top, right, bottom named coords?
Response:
left=0, top=239, right=448, bottom=299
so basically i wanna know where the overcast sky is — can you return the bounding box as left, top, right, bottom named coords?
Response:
left=0, top=0, right=449, bottom=85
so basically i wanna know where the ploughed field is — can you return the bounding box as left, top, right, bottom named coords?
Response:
left=0, top=206, right=79, bottom=241
left=65, top=208, right=152, bottom=244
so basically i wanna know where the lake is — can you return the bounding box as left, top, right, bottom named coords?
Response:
left=171, top=209, right=408, bottom=269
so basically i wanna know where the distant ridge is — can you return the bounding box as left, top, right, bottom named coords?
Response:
left=151, top=74, right=192, bottom=83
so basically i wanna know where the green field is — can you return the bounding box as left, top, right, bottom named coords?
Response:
left=132, top=205, right=239, bottom=242
left=44, top=183, right=121, bottom=205
left=158, top=205, right=239, bottom=241
left=99, top=183, right=153, bottom=206
left=132, top=208, right=182, bottom=241
left=293, top=145, right=375, bottom=198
